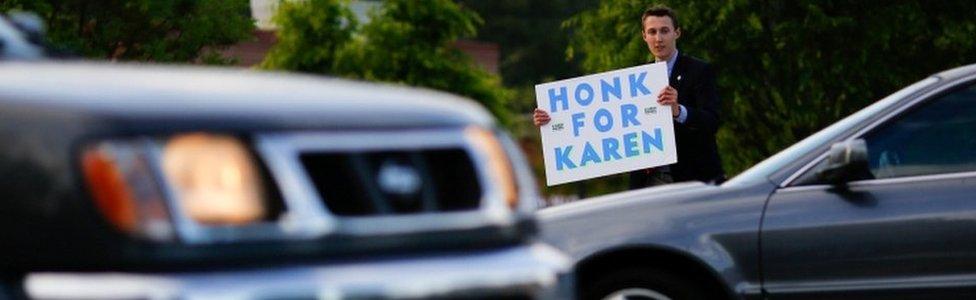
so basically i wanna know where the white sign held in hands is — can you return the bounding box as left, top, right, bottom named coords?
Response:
left=534, top=62, right=676, bottom=186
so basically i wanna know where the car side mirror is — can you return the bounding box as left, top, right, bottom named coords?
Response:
left=817, top=139, right=872, bottom=185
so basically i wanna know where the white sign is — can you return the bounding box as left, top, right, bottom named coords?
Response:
left=534, top=62, right=676, bottom=186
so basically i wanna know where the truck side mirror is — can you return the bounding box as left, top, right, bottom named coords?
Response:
left=817, top=139, right=872, bottom=185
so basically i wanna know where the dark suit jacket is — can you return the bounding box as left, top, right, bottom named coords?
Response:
left=630, top=54, right=724, bottom=188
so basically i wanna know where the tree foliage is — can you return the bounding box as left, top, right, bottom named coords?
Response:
left=457, top=0, right=598, bottom=87
left=259, top=0, right=357, bottom=72
left=262, top=0, right=513, bottom=125
left=0, top=0, right=254, bottom=62
left=567, top=0, right=976, bottom=175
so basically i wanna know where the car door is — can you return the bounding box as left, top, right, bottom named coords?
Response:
left=761, top=81, right=976, bottom=299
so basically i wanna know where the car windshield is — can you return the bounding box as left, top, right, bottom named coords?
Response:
left=723, top=76, right=940, bottom=186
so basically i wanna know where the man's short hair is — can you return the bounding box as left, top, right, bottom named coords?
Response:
left=641, top=5, right=679, bottom=30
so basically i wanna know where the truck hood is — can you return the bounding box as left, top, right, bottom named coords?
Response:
left=0, top=62, right=494, bottom=131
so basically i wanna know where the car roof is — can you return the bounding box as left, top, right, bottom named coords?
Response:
left=934, top=63, right=976, bottom=82
left=0, top=62, right=495, bottom=129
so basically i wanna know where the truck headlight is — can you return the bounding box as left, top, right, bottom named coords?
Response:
left=464, top=126, right=519, bottom=210
left=81, top=133, right=271, bottom=241
left=160, top=133, right=267, bottom=225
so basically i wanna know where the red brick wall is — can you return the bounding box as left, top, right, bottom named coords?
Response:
left=454, top=39, right=500, bottom=74
left=220, top=30, right=278, bottom=67
left=222, top=30, right=498, bottom=75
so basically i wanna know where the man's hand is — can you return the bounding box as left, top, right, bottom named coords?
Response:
left=533, top=108, right=551, bottom=127
left=656, top=86, right=679, bottom=117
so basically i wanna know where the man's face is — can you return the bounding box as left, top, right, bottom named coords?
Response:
left=642, top=15, right=680, bottom=61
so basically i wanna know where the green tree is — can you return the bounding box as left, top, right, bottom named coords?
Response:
left=457, top=0, right=598, bottom=87
left=262, top=0, right=513, bottom=125
left=567, top=0, right=976, bottom=175
left=259, top=0, right=358, bottom=72
left=0, top=0, right=254, bottom=62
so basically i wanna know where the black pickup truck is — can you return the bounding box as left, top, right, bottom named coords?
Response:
left=0, top=14, right=570, bottom=299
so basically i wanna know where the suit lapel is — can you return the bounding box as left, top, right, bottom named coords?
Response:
left=669, top=54, right=686, bottom=92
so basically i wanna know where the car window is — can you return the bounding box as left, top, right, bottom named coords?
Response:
left=726, top=77, right=939, bottom=186
left=862, top=84, right=976, bottom=179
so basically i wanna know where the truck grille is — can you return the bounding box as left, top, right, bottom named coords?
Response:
left=300, top=149, right=482, bottom=216
left=184, top=128, right=521, bottom=244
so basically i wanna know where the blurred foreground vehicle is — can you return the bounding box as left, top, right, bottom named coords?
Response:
left=0, top=14, right=570, bottom=300
left=540, top=63, right=976, bottom=299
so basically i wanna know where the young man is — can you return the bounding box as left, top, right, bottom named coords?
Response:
left=534, top=5, right=724, bottom=188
